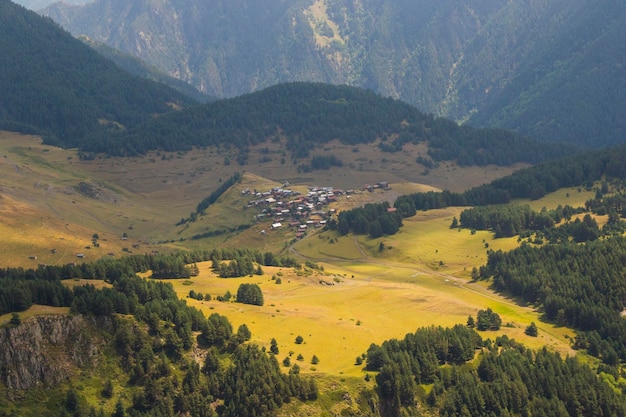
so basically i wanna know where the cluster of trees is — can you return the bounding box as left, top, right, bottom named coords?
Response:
left=335, top=142, right=626, bottom=238
left=236, top=284, right=264, bottom=306
left=299, top=154, right=344, bottom=172
left=213, top=257, right=263, bottom=278
left=480, top=236, right=626, bottom=364
left=0, top=277, right=72, bottom=315
left=0, top=248, right=297, bottom=315
left=366, top=324, right=482, bottom=379
left=365, top=325, right=480, bottom=415
left=457, top=204, right=583, bottom=238
left=430, top=339, right=626, bottom=417
left=331, top=201, right=403, bottom=237
left=475, top=308, right=502, bottom=331
left=586, top=188, right=626, bottom=218
left=365, top=326, right=626, bottom=416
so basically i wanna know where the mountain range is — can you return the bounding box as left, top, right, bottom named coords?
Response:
left=41, top=0, right=626, bottom=147
left=1, top=0, right=576, bottom=167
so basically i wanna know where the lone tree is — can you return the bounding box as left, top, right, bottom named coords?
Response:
left=525, top=322, right=539, bottom=337
left=236, top=283, right=264, bottom=306
left=270, top=338, right=279, bottom=355
left=295, top=335, right=304, bottom=344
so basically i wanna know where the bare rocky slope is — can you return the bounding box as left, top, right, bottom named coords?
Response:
left=0, top=316, right=111, bottom=390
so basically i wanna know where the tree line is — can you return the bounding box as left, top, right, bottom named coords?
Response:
left=0, top=248, right=316, bottom=417
left=479, top=236, right=626, bottom=365
left=335, top=142, right=626, bottom=237
left=365, top=326, right=626, bottom=416
left=0, top=248, right=299, bottom=315
left=72, top=82, right=571, bottom=167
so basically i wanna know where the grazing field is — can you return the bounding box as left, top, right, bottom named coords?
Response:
left=0, top=130, right=581, bottom=379
left=517, top=187, right=596, bottom=211
left=0, top=131, right=524, bottom=262
left=168, top=198, right=576, bottom=377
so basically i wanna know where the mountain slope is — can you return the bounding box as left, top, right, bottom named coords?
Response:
left=41, top=0, right=626, bottom=147
left=81, top=82, right=577, bottom=167
left=79, top=36, right=214, bottom=104
left=0, top=0, right=197, bottom=147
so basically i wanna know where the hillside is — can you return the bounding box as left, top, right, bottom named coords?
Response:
left=78, top=82, right=577, bottom=165
left=2, top=133, right=626, bottom=414
left=0, top=0, right=197, bottom=147
left=79, top=36, right=214, bottom=104
left=41, top=0, right=626, bottom=147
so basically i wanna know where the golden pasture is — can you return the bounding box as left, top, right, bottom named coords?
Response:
left=170, top=199, right=576, bottom=377
left=0, top=130, right=583, bottom=378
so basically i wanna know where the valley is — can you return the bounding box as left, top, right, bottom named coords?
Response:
left=0, top=131, right=525, bottom=266
left=2, top=127, right=625, bottom=415
left=2, top=0, right=626, bottom=414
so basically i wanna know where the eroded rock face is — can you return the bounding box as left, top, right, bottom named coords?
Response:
left=0, top=315, right=110, bottom=390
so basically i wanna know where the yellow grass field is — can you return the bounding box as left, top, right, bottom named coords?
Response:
left=168, top=198, right=576, bottom=377
left=0, top=305, right=70, bottom=327
left=0, top=130, right=583, bottom=379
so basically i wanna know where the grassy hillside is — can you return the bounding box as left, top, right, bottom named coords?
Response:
left=0, top=130, right=526, bottom=266
left=2, top=129, right=626, bottom=415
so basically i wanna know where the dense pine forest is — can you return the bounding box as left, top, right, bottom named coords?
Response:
left=0, top=0, right=196, bottom=146
left=366, top=328, right=626, bottom=416
left=0, top=249, right=316, bottom=417
left=79, top=82, right=576, bottom=164
left=480, top=237, right=626, bottom=365
left=336, top=142, right=626, bottom=237
left=41, top=0, right=626, bottom=149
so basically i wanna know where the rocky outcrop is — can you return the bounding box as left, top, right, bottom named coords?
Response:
left=0, top=315, right=111, bottom=390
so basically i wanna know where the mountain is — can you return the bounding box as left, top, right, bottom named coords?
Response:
left=79, top=36, right=214, bottom=104
left=0, top=0, right=197, bottom=147
left=78, top=82, right=577, bottom=166
left=12, top=0, right=90, bottom=10
left=41, top=0, right=626, bottom=147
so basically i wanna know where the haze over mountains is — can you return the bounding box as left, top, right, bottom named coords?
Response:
left=41, top=0, right=626, bottom=148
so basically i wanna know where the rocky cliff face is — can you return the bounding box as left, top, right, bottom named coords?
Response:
left=0, top=315, right=111, bottom=390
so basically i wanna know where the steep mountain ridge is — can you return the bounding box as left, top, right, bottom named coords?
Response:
left=0, top=0, right=197, bottom=147
left=41, top=0, right=626, bottom=146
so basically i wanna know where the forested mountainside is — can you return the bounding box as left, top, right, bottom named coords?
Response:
left=0, top=0, right=197, bottom=146
left=41, top=0, right=626, bottom=147
left=79, top=82, right=577, bottom=165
